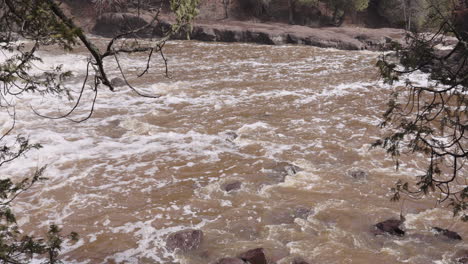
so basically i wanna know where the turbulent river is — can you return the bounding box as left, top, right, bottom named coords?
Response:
left=1, top=39, right=467, bottom=264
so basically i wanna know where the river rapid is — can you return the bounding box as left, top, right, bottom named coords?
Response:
left=1, top=39, right=467, bottom=264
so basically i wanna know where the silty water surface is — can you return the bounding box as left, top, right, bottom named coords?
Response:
left=1, top=39, right=466, bottom=264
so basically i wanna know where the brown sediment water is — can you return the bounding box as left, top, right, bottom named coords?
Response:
left=1, top=40, right=466, bottom=264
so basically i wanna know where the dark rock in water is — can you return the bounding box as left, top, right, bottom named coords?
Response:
left=238, top=248, right=267, bottom=264
left=213, top=257, right=245, bottom=264
left=268, top=162, right=302, bottom=182
left=225, top=131, right=238, bottom=142
left=268, top=162, right=302, bottom=183
left=293, top=207, right=312, bottom=220
left=273, top=162, right=302, bottom=176
left=110, top=77, right=126, bottom=88
left=373, top=218, right=405, bottom=237
left=192, top=27, right=217, bottom=42
left=432, top=227, right=462, bottom=241
left=223, top=181, right=242, bottom=192
left=166, top=229, right=203, bottom=252
left=293, top=257, right=310, bottom=264
left=346, top=169, right=368, bottom=181
left=454, top=249, right=468, bottom=263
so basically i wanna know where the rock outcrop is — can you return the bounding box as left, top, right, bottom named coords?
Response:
left=372, top=217, right=405, bottom=237
left=162, top=21, right=405, bottom=51
left=346, top=168, right=368, bottom=181
left=238, top=248, right=268, bottom=264
left=223, top=181, right=242, bottom=192
left=91, top=14, right=406, bottom=51
left=110, top=77, right=126, bottom=87
left=166, top=229, right=203, bottom=252
left=268, top=161, right=302, bottom=183
left=293, top=258, right=311, bottom=264
left=432, top=227, right=463, bottom=241
left=213, top=257, right=246, bottom=264
left=454, top=249, right=468, bottom=263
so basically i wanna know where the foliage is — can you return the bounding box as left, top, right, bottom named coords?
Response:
left=288, top=0, right=369, bottom=26
left=93, top=0, right=131, bottom=14
left=0, top=0, right=198, bottom=262
left=319, top=0, right=369, bottom=25
left=374, top=3, right=468, bottom=221
left=238, top=0, right=271, bottom=18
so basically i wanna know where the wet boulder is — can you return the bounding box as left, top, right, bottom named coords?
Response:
left=166, top=229, right=203, bottom=252
left=454, top=249, right=468, bottom=263
left=268, top=162, right=302, bottom=183
left=293, top=207, right=313, bottom=220
left=110, top=77, right=126, bottom=88
left=346, top=168, right=368, bottom=181
left=238, top=248, right=268, bottom=264
left=223, top=181, right=242, bottom=192
left=274, top=162, right=302, bottom=176
left=213, top=257, right=246, bottom=264
left=225, top=131, right=239, bottom=142
left=293, top=257, right=311, bottom=264
left=432, top=227, right=462, bottom=241
left=192, top=26, right=217, bottom=42
left=373, top=218, right=405, bottom=237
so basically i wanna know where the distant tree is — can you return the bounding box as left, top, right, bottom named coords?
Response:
left=222, top=0, right=230, bottom=19
left=374, top=0, right=455, bottom=31
left=93, top=0, right=130, bottom=15
left=320, top=0, right=369, bottom=26
left=375, top=1, right=468, bottom=221
left=0, top=0, right=198, bottom=262
left=289, top=0, right=369, bottom=26
left=289, top=0, right=317, bottom=24
left=238, top=0, right=271, bottom=18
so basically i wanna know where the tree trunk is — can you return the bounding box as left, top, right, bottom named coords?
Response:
left=222, top=0, right=229, bottom=19
left=138, top=0, right=141, bottom=17
left=336, top=11, right=346, bottom=27
left=288, top=0, right=295, bottom=24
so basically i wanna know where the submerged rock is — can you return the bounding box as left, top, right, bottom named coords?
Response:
left=225, top=131, right=239, bottom=142
left=346, top=168, right=368, bottom=181
left=166, top=229, right=203, bottom=252
left=454, top=249, right=468, bottom=263
left=268, top=162, right=302, bottom=183
left=213, top=257, right=245, bottom=264
left=293, top=207, right=313, bottom=220
left=293, top=257, right=311, bottom=264
left=266, top=206, right=313, bottom=225
left=273, top=162, right=302, bottom=176
left=432, top=227, right=462, bottom=241
left=223, top=181, right=242, bottom=192
left=373, top=217, right=405, bottom=237
left=238, top=248, right=268, bottom=264
left=110, top=77, right=126, bottom=87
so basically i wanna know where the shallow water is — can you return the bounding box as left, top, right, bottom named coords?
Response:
left=1, top=40, right=467, bottom=264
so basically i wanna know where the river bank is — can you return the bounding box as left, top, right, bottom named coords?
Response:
left=92, top=12, right=407, bottom=51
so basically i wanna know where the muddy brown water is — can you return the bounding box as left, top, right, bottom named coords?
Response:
left=1, top=40, right=467, bottom=264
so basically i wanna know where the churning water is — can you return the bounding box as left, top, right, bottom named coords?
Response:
left=1, top=39, right=466, bottom=263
